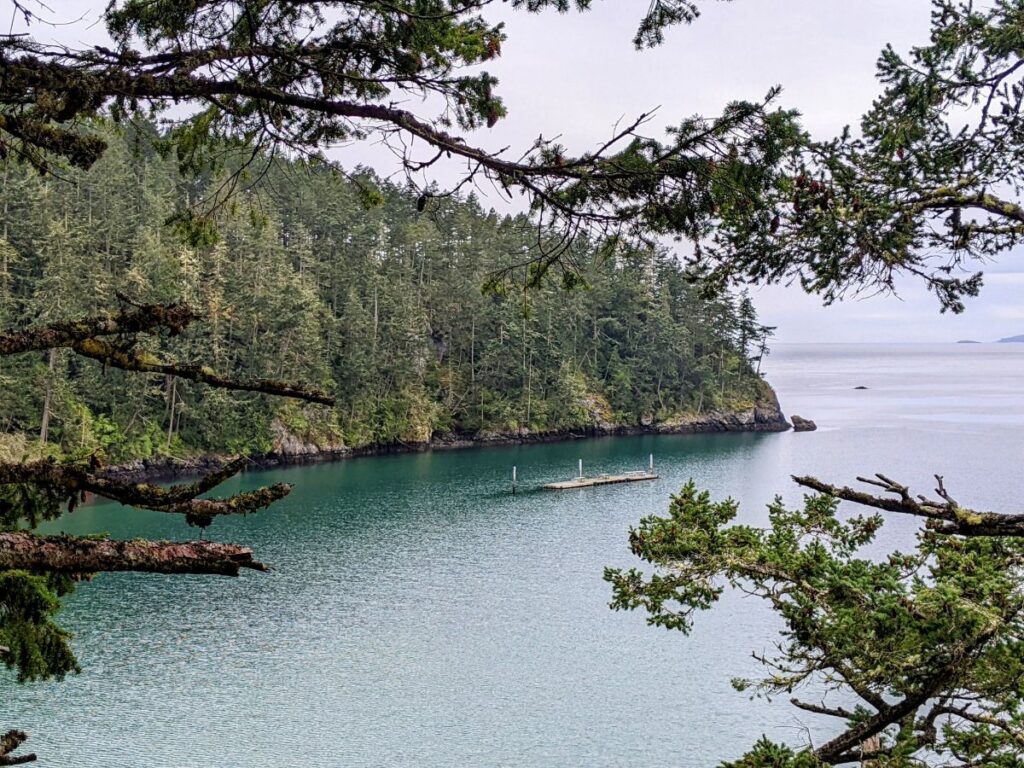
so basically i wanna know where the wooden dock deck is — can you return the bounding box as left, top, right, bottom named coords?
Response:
left=543, top=471, right=658, bottom=490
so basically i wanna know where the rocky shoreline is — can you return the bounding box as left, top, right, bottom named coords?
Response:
left=102, top=393, right=791, bottom=483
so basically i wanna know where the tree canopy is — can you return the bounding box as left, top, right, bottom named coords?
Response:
left=1, top=0, right=801, bottom=285
left=3, top=0, right=1024, bottom=764
left=695, top=0, right=1024, bottom=312
left=6, top=1, right=1024, bottom=308
left=607, top=476, right=1024, bottom=766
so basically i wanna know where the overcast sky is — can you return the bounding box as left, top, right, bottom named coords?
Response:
left=20, top=1, right=1024, bottom=342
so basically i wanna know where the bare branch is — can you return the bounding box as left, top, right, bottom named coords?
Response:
left=792, top=474, right=1024, bottom=536
left=790, top=698, right=856, bottom=720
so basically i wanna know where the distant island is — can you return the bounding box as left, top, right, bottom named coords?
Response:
left=954, top=335, right=1024, bottom=343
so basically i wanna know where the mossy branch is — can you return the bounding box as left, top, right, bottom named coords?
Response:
left=70, top=337, right=335, bottom=405
left=0, top=302, right=196, bottom=356
left=0, top=457, right=291, bottom=528
left=0, top=532, right=267, bottom=576
left=793, top=473, right=1024, bottom=536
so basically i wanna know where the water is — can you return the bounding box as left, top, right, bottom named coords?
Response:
left=4, top=343, right=1023, bottom=767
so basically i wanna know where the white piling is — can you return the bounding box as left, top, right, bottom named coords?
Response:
left=512, top=466, right=517, bottom=494
left=649, top=453, right=654, bottom=472
left=578, top=459, right=583, bottom=479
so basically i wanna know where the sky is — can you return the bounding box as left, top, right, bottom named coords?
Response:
left=15, top=0, right=1024, bottom=342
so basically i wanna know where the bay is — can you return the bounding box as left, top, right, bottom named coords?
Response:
left=4, top=343, right=1023, bottom=766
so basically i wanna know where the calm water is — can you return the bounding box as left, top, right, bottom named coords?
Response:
left=4, top=344, right=1023, bottom=767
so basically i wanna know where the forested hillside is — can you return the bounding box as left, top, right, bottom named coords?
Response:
left=0, top=125, right=774, bottom=463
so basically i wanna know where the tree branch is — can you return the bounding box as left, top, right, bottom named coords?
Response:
left=911, top=190, right=1024, bottom=226
left=814, top=616, right=1005, bottom=763
left=790, top=698, right=856, bottom=720
left=0, top=457, right=291, bottom=527
left=0, top=303, right=335, bottom=406
left=0, top=532, right=267, bottom=575
left=792, top=474, right=1024, bottom=536
left=0, top=302, right=196, bottom=356
left=71, top=337, right=335, bottom=405
left=0, top=730, right=35, bottom=766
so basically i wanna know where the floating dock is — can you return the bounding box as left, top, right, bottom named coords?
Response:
left=543, top=471, right=658, bottom=490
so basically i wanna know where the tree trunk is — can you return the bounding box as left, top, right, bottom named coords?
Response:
left=166, top=374, right=177, bottom=449
left=372, top=284, right=378, bottom=360
left=39, top=348, right=57, bottom=445
left=0, top=532, right=267, bottom=576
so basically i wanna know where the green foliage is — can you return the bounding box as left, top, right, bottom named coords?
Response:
left=695, top=0, right=1024, bottom=313
left=0, top=570, right=79, bottom=684
left=607, top=484, right=1024, bottom=765
left=81, top=0, right=725, bottom=171
left=0, top=124, right=772, bottom=461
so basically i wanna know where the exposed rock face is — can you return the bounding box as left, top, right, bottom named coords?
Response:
left=645, top=404, right=785, bottom=435
left=269, top=418, right=350, bottom=460
left=579, top=394, right=615, bottom=431
left=791, top=415, right=817, bottom=432
left=105, top=386, right=792, bottom=482
left=271, top=419, right=320, bottom=456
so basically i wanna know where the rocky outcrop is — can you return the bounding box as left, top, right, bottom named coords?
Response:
left=791, top=415, right=817, bottom=432
left=104, top=389, right=791, bottom=482
left=270, top=418, right=349, bottom=459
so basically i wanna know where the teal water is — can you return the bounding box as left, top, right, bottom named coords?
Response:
left=4, top=343, right=1023, bottom=766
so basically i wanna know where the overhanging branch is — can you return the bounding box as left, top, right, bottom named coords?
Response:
left=0, top=302, right=196, bottom=356
left=0, top=457, right=291, bottom=528
left=0, top=532, right=267, bottom=575
left=0, top=304, right=336, bottom=406
left=71, top=337, right=335, bottom=405
left=793, top=473, right=1024, bottom=536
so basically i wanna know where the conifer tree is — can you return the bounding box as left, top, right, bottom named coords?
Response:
left=603, top=4, right=1024, bottom=765
left=694, top=0, right=1024, bottom=313
left=607, top=475, right=1024, bottom=766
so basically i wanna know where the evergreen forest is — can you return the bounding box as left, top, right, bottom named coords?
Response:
left=0, top=125, right=773, bottom=464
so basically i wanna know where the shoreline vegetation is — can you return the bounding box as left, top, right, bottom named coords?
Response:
left=102, top=389, right=790, bottom=483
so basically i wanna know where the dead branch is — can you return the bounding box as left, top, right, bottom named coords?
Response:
left=793, top=474, right=1024, bottom=536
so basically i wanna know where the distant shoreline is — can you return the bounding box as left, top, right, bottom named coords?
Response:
left=771, top=339, right=1024, bottom=345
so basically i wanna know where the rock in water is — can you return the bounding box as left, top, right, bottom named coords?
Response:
left=791, top=415, right=817, bottom=432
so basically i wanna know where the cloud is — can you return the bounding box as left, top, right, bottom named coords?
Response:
left=988, top=306, right=1024, bottom=321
